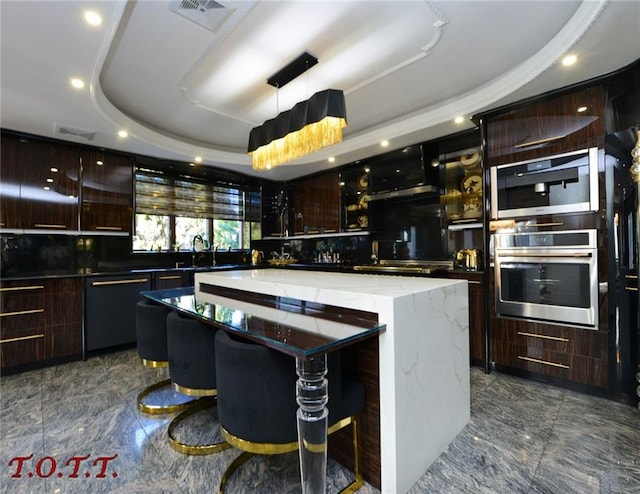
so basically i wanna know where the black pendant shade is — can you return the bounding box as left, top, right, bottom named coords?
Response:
left=248, top=89, right=347, bottom=170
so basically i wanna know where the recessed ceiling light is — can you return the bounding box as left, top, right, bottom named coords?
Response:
left=381, top=140, right=389, bottom=147
left=328, top=156, right=335, bottom=163
left=118, top=130, right=128, bottom=138
left=46, top=178, right=54, bottom=183
left=96, top=160, right=103, bottom=165
left=194, top=156, right=202, bottom=163
left=50, top=167, right=58, bottom=173
left=189, top=163, right=195, bottom=167
left=84, top=11, right=102, bottom=26
left=577, top=106, right=588, bottom=113
left=562, top=54, right=577, bottom=66
left=43, top=186, right=50, bottom=191
left=454, top=116, right=465, bottom=124
left=70, top=78, right=85, bottom=89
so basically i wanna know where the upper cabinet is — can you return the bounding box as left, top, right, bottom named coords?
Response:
left=485, top=85, right=605, bottom=166
left=0, top=134, right=24, bottom=229
left=291, top=170, right=340, bottom=234
left=81, top=150, right=133, bottom=233
left=0, top=133, right=81, bottom=231
left=438, top=130, right=484, bottom=266
left=340, top=163, right=370, bottom=232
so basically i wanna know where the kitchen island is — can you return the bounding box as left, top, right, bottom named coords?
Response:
left=195, top=269, right=470, bottom=494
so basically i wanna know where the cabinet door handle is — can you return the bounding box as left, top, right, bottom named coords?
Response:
left=0, top=285, right=44, bottom=292
left=625, top=274, right=638, bottom=280
left=91, top=278, right=149, bottom=286
left=0, top=308, right=45, bottom=317
left=34, top=224, right=66, bottom=229
left=514, top=135, right=566, bottom=149
left=517, top=331, right=569, bottom=342
left=158, top=275, right=182, bottom=280
left=95, top=226, right=123, bottom=231
left=468, top=280, right=482, bottom=285
left=518, top=355, right=570, bottom=369
left=0, top=333, right=45, bottom=344
left=625, top=286, right=639, bottom=292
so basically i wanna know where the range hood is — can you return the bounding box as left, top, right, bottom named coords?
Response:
left=364, top=184, right=439, bottom=202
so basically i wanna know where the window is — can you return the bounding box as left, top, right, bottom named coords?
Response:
left=134, top=169, right=260, bottom=252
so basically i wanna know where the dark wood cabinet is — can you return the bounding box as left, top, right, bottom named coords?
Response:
left=153, top=270, right=188, bottom=289
left=81, top=150, right=133, bottom=232
left=1, top=133, right=81, bottom=231
left=485, top=85, right=606, bottom=166
left=291, top=170, right=340, bottom=234
left=449, top=271, right=485, bottom=365
left=490, top=317, right=609, bottom=388
left=85, top=274, right=152, bottom=351
left=0, top=134, right=25, bottom=229
left=0, top=278, right=82, bottom=370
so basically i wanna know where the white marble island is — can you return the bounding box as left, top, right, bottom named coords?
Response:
left=195, top=269, right=470, bottom=494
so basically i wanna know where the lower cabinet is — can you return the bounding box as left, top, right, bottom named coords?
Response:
left=490, top=318, right=609, bottom=388
left=0, top=278, right=82, bottom=370
left=449, top=271, right=485, bottom=366
left=152, top=270, right=189, bottom=290
left=85, top=274, right=152, bottom=352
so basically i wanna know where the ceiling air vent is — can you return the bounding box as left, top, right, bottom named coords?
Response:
left=54, top=124, right=96, bottom=141
left=169, top=0, right=233, bottom=33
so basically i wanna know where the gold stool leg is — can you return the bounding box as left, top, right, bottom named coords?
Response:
left=339, top=415, right=364, bottom=493
left=218, top=451, right=255, bottom=494
left=136, top=379, right=197, bottom=415
left=167, top=397, right=231, bottom=455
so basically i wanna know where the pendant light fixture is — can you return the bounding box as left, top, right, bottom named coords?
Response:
left=248, top=52, right=347, bottom=171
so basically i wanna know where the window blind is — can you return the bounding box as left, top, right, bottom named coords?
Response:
left=135, top=170, right=259, bottom=221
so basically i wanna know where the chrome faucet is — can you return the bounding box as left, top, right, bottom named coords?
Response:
left=191, top=235, right=204, bottom=266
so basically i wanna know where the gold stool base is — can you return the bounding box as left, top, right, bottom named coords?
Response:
left=168, top=397, right=231, bottom=456
left=136, top=379, right=197, bottom=415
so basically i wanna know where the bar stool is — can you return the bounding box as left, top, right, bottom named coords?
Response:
left=214, top=330, right=365, bottom=492
left=166, top=310, right=230, bottom=455
left=135, top=300, right=194, bottom=415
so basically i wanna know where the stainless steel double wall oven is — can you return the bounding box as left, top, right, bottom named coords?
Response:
left=491, top=147, right=601, bottom=329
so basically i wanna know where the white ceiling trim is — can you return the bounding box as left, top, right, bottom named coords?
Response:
left=323, top=0, right=609, bottom=157
left=89, top=0, right=608, bottom=172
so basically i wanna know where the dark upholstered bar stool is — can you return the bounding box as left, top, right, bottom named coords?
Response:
left=166, top=310, right=230, bottom=456
left=135, top=300, right=194, bottom=415
left=214, top=330, right=365, bottom=493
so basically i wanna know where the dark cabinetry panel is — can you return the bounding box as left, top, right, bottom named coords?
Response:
left=0, top=134, right=24, bottom=229
left=153, top=270, right=188, bottom=289
left=81, top=150, right=133, bottom=232
left=291, top=170, right=340, bottom=234
left=486, top=85, right=606, bottom=166
left=0, top=278, right=82, bottom=369
left=1, top=133, right=81, bottom=230
left=85, top=274, right=151, bottom=351
left=490, top=317, right=609, bottom=388
left=449, top=272, right=485, bottom=365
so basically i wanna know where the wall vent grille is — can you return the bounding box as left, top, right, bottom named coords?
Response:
left=54, top=124, right=96, bottom=141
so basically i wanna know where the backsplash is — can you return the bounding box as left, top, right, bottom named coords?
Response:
left=0, top=233, right=249, bottom=278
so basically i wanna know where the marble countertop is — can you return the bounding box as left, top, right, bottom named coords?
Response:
left=196, top=268, right=465, bottom=313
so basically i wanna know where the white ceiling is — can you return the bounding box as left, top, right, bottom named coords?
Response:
left=1, top=0, right=639, bottom=181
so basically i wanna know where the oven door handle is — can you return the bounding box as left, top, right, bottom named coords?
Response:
left=495, top=251, right=593, bottom=258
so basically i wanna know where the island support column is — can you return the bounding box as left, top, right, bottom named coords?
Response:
left=296, top=355, right=328, bottom=493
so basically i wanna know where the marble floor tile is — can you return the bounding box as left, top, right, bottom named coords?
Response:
left=2, top=349, right=639, bottom=494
